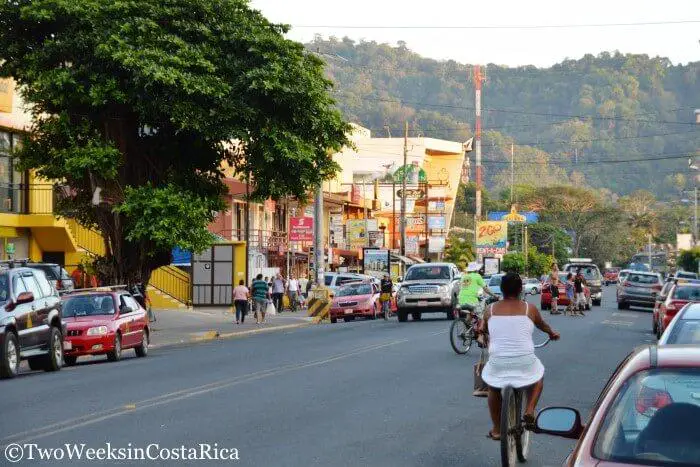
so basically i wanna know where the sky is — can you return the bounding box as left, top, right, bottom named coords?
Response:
left=250, top=0, right=700, bottom=67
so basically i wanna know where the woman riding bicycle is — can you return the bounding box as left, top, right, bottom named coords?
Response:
left=459, top=262, right=496, bottom=313
left=479, top=272, right=560, bottom=441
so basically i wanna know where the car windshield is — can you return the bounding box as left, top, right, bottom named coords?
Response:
left=677, top=272, right=698, bottom=279
left=0, top=273, right=9, bottom=305
left=627, top=273, right=660, bottom=285
left=665, top=320, right=700, bottom=344
left=62, top=295, right=115, bottom=317
left=593, top=368, right=700, bottom=465
left=405, top=267, right=450, bottom=281
left=572, top=266, right=600, bottom=280
left=672, top=286, right=700, bottom=301
left=489, top=276, right=502, bottom=287
left=336, top=284, right=372, bottom=297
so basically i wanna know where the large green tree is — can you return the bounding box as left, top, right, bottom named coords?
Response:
left=0, top=0, right=349, bottom=284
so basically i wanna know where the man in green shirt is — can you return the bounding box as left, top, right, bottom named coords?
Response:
left=459, top=262, right=496, bottom=307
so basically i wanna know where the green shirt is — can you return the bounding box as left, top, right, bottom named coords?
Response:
left=458, top=272, right=486, bottom=306
left=251, top=279, right=268, bottom=301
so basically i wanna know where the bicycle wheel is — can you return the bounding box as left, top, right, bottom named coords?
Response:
left=515, top=390, right=530, bottom=462
left=500, top=386, right=518, bottom=467
left=449, top=318, right=473, bottom=355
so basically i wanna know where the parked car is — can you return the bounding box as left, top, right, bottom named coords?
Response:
left=27, top=262, right=74, bottom=294
left=61, top=289, right=149, bottom=364
left=541, top=272, right=592, bottom=311
left=656, top=281, right=700, bottom=338
left=395, top=263, right=461, bottom=322
left=329, top=281, right=381, bottom=323
left=659, top=302, right=700, bottom=344
left=616, top=271, right=663, bottom=310
left=0, top=265, right=65, bottom=378
left=563, top=260, right=603, bottom=306
left=652, top=278, right=677, bottom=335
left=535, top=345, right=700, bottom=466
left=523, top=278, right=542, bottom=295
left=604, top=267, right=621, bottom=285
left=324, top=272, right=374, bottom=297
left=675, top=270, right=699, bottom=280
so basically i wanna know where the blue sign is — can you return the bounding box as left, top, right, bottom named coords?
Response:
left=487, top=211, right=539, bottom=224
left=171, top=247, right=192, bottom=266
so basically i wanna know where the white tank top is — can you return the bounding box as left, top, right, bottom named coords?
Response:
left=488, top=301, right=535, bottom=358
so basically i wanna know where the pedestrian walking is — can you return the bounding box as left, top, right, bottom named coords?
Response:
left=232, top=280, right=249, bottom=324
left=272, top=273, right=285, bottom=313
left=574, top=269, right=586, bottom=316
left=549, top=263, right=562, bottom=315
left=252, top=274, right=270, bottom=324
left=287, top=276, right=300, bottom=312
left=298, top=275, right=309, bottom=303
left=564, top=273, right=575, bottom=316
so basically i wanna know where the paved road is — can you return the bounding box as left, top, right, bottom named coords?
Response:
left=2, top=286, right=655, bottom=466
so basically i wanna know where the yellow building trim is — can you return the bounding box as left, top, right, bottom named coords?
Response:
left=0, top=226, right=20, bottom=237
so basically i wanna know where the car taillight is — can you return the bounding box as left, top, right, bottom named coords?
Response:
left=636, top=385, right=672, bottom=417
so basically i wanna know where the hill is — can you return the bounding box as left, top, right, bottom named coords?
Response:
left=308, top=36, right=700, bottom=199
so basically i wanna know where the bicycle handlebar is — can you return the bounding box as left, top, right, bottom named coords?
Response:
left=534, top=337, right=551, bottom=348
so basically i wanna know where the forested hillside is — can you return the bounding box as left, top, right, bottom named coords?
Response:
left=309, top=36, right=700, bottom=198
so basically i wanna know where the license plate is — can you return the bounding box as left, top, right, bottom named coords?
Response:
left=63, top=341, right=72, bottom=351
left=417, top=301, right=428, bottom=307
left=344, top=309, right=353, bottom=314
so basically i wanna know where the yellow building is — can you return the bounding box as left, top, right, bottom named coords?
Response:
left=0, top=80, right=192, bottom=309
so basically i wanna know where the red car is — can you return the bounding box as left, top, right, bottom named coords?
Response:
left=535, top=345, right=700, bottom=466
left=604, top=267, right=621, bottom=285
left=330, top=281, right=382, bottom=323
left=61, top=290, right=150, bottom=365
left=540, top=272, right=591, bottom=311
left=656, top=281, right=700, bottom=338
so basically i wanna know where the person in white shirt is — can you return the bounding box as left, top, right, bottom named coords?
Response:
left=287, top=276, right=300, bottom=312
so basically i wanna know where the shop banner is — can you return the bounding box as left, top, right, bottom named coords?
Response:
left=289, top=217, right=314, bottom=242
left=428, top=236, right=446, bottom=253
left=346, top=219, right=367, bottom=248
left=405, top=236, right=419, bottom=255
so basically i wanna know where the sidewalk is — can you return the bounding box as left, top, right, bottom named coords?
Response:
left=148, top=307, right=313, bottom=348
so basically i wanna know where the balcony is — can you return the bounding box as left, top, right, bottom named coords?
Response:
left=214, top=229, right=289, bottom=251
left=0, top=183, right=60, bottom=215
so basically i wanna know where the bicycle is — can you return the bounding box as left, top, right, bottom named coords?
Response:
left=449, top=296, right=497, bottom=355
left=499, top=336, right=551, bottom=467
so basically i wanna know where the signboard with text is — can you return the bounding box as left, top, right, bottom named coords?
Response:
left=427, top=215, right=446, bottom=230
left=289, top=217, right=314, bottom=242
left=476, top=221, right=508, bottom=257
left=362, top=248, right=390, bottom=280
left=428, top=236, right=446, bottom=253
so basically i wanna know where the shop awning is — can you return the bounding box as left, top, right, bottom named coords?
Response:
left=391, top=254, right=418, bottom=265
left=407, top=255, right=426, bottom=263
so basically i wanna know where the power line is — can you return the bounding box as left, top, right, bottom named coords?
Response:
left=295, top=19, right=700, bottom=30
left=481, top=152, right=694, bottom=165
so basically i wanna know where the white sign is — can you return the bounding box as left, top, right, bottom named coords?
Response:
left=428, top=236, right=446, bottom=253
left=405, top=236, right=419, bottom=255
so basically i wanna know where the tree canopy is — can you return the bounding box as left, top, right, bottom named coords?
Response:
left=0, top=0, right=349, bottom=283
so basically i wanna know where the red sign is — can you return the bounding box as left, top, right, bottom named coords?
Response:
left=290, top=217, right=314, bottom=241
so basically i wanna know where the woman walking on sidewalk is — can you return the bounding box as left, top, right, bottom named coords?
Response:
left=233, top=280, right=249, bottom=324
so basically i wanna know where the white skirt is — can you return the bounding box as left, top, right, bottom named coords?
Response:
left=481, top=354, right=544, bottom=389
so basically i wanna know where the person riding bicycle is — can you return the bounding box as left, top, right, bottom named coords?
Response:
left=458, top=262, right=496, bottom=314
left=479, top=272, right=560, bottom=441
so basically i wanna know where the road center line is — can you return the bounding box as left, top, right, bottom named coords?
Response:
left=2, top=336, right=416, bottom=446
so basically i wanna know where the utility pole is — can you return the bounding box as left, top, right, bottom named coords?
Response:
left=694, top=186, right=697, bottom=244
left=648, top=233, right=653, bottom=271
left=473, top=65, right=484, bottom=256
left=400, top=121, right=408, bottom=256
left=245, top=172, right=250, bottom=285
left=314, top=182, right=324, bottom=286
left=510, top=143, right=514, bottom=204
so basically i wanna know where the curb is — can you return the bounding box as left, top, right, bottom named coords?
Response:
left=150, top=321, right=314, bottom=349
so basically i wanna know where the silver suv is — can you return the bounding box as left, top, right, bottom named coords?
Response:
left=396, top=263, right=461, bottom=322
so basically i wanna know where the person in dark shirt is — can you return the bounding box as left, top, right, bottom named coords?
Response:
left=380, top=274, right=393, bottom=320
left=573, top=270, right=586, bottom=315
left=251, top=274, right=270, bottom=324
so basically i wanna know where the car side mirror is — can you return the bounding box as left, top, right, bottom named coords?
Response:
left=120, top=305, right=134, bottom=314
left=15, top=291, right=34, bottom=305
left=534, top=407, right=584, bottom=440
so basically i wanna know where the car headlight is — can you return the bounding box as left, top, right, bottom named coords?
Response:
left=398, top=286, right=409, bottom=295
left=437, top=285, right=449, bottom=293
left=86, top=326, right=109, bottom=336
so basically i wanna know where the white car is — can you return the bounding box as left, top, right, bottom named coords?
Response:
left=523, top=278, right=542, bottom=295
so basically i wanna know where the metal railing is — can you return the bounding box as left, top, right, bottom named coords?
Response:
left=66, top=220, right=106, bottom=256
left=215, top=229, right=290, bottom=250
left=150, top=265, right=192, bottom=305
left=0, top=183, right=60, bottom=215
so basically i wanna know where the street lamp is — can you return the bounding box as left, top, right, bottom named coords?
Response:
left=379, top=223, right=387, bottom=248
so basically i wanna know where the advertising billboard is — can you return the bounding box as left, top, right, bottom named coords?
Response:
left=362, top=248, right=390, bottom=280
left=427, top=215, right=446, bottom=230
left=346, top=219, right=367, bottom=248
left=476, top=221, right=508, bottom=257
